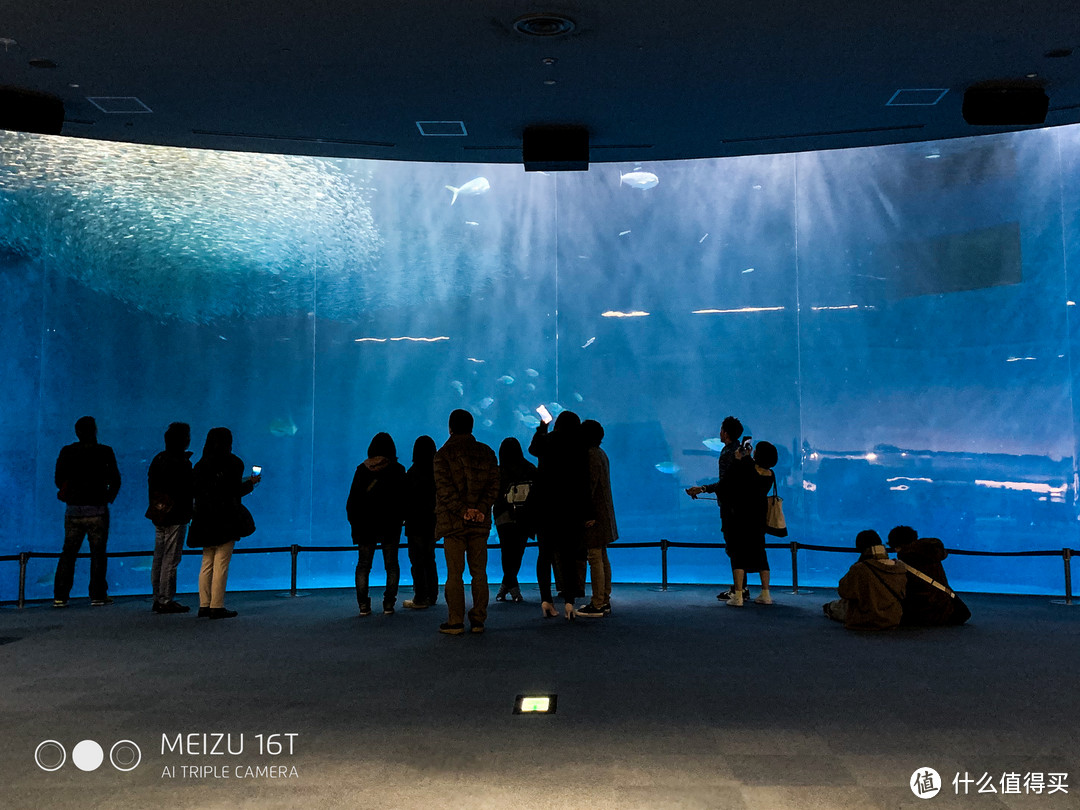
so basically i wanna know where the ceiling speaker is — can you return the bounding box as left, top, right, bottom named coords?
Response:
left=962, top=86, right=1048, bottom=126
left=0, top=86, right=65, bottom=135
left=523, top=126, right=589, bottom=171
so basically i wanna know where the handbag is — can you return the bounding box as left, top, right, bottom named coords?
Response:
left=235, top=504, right=256, bottom=538
left=765, top=477, right=787, bottom=537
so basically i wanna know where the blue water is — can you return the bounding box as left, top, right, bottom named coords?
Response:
left=1, top=126, right=1078, bottom=600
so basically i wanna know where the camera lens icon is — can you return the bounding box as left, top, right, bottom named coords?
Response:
left=34, top=740, right=66, bottom=772
left=110, top=740, right=141, bottom=772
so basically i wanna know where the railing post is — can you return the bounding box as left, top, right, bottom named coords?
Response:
left=660, top=538, right=669, bottom=592
left=18, top=552, right=29, bottom=609
left=789, top=541, right=800, bottom=595
left=1064, top=548, right=1073, bottom=606
left=290, top=545, right=299, bottom=598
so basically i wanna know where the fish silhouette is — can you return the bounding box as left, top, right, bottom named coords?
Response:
left=445, top=177, right=490, bottom=205
left=619, top=170, right=659, bottom=190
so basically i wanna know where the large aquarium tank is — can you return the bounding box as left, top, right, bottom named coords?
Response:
left=2, top=123, right=1079, bottom=599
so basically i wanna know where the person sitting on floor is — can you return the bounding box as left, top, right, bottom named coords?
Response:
left=823, top=529, right=907, bottom=630
left=887, top=525, right=971, bottom=627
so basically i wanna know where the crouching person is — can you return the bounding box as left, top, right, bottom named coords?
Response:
left=888, top=525, right=971, bottom=627
left=823, top=530, right=907, bottom=630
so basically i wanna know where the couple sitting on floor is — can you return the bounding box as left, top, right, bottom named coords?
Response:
left=823, top=525, right=972, bottom=630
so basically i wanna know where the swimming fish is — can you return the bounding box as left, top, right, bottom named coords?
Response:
left=742, top=268, right=755, bottom=274
left=517, top=411, right=541, bottom=428
left=525, top=368, right=539, bottom=377
left=481, top=419, right=494, bottom=428
left=699, top=234, right=709, bottom=243
left=465, top=220, right=479, bottom=226
left=620, top=170, right=659, bottom=190
left=572, top=392, right=583, bottom=403
left=525, top=383, right=536, bottom=392
left=478, top=397, right=494, bottom=410
left=655, top=462, right=681, bottom=475
left=619, top=230, right=631, bottom=236
left=450, top=380, right=464, bottom=396
left=581, top=337, right=596, bottom=349
left=496, top=375, right=515, bottom=385
left=269, top=417, right=298, bottom=437
left=702, top=438, right=726, bottom=453
left=445, top=177, right=490, bottom=205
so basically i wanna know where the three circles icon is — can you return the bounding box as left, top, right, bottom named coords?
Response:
left=35, top=739, right=141, bottom=772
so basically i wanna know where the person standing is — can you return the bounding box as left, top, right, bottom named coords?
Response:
left=187, top=427, right=259, bottom=619
left=493, top=437, right=536, bottom=603
left=346, top=432, right=408, bottom=616
left=433, top=410, right=500, bottom=635
left=403, top=435, right=439, bottom=610
left=574, top=419, right=618, bottom=618
left=53, top=416, right=121, bottom=608
left=686, top=415, right=746, bottom=602
left=146, top=422, right=195, bottom=614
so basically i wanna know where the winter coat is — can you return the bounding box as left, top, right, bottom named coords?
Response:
left=433, top=434, right=500, bottom=537
left=346, top=456, right=408, bottom=544
left=837, top=545, right=908, bottom=630
left=146, top=449, right=194, bottom=526
left=55, top=441, right=121, bottom=507
left=527, top=428, right=594, bottom=532
left=492, top=456, right=538, bottom=534
left=187, top=453, right=254, bottom=548
left=403, top=461, right=436, bottom=540
left=584, top=447, right=618, bottom=549
left=897, top=537, right=971, bottom=626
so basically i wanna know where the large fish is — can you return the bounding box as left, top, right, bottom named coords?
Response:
left=619, top=170, right=659, bottom=190
left=269, top=416, right=298, bottom=437
left=445, top=177, right=490, bottom=205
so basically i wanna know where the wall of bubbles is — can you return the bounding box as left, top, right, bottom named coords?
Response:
left=1, top=124, right=1078, bottom=599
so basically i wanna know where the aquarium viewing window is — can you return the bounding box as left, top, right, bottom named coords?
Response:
left=1, top=122, right=1079, bottom=598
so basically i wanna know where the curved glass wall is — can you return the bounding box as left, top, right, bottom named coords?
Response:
left=1, top=125, right=1077, bottom=598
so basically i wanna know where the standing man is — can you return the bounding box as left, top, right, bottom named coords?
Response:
left=686, top=415, right=746, bottom=602
left=433, top=409, right=500, bottom=635
left=146, top=422, right=194, bottom=614
left=54, top=416, right=121, bottom=607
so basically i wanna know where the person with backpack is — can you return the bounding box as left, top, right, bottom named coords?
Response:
left=493, top=437, right=536, bottom=602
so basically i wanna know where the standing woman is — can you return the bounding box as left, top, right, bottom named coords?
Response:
left=493, top=437, right=537, bottom=602
left=346, top=432, right=408, bottom=616
left=716, top=440, right=778, bottom=606
left=188, top=427, right=259, bottom=619
left=403, top=435, right=439, bottom=610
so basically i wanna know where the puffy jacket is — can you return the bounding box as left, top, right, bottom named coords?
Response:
left=433, top=434, right=500, bottom=537
left=346, top=456, right=408, bottom=544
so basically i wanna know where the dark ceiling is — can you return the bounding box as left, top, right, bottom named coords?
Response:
left=2, top=1, right=1080, bottom=166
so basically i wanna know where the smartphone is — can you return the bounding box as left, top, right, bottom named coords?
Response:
left=252, top=466, right=262, bottom=476
left=536, top=404, right=553, bottom=425
left=741, top=437, right=753, bottom=454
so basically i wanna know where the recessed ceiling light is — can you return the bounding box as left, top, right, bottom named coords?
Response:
left=513, top=14, right=575, bottom=37
left=0, top=37, right=16, bottom=51
left=544, top=80, right=557, bottom=85
left=542, top=57, right=557, bottom=66
left=1026, top=73, right=1038, bottom=78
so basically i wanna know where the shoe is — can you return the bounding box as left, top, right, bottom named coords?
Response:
left=169, top=601, right=191, bottom=613
left=53, top=599, right=68, bottom=608
left=510, top=587, right=524, bottom=602
left=383, top=603, right=395, bottom=615
left=726, top=593, right=744, bottom=607
left=198, top=606, right=210, bottom=617
left=208, top=608, right=238, bottom=619
left=717, top=588, right=751, bottom=602
left=358, top=603, right=372, bottom=617
left=754, top=591, right=773, bottom=605
left=564, top=602, right=575, bottom=621
left=601, top=602, right=611, bottom=615
left=495, top=586, right=508, bottom=602
left=575, top=603, right=605, bottom=618
left=541, top=601, right=558, bottom=618
left=152, top=602, right=167, bottom=614
left=438, top=622, right=465, bottom=635
left=90, top=596, right=114, bottom=607
left=470, top=623, right=485, bottom=634
left=402, top=599, right=429, bottom=610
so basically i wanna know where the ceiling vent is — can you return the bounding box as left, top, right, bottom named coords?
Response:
left=86, top=96, right=152, bottom=114
left=416, top=121, right=467, bottom=136
left=886, top=89, right=948, bottom=106
left=513, top=14, right=575, bottom=37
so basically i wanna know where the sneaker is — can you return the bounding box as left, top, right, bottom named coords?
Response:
left=601, top=602, right=611, bottom=615
left=438, top=622, right=465, bottom=635
left=402, top=599, right=429, bottom=610
left=495, top=586, right=508, bottom=602
left=575, top=603, right=605, bottom=618
left=470, top=623, right=485, bottom=634
left=754, top=591, right=773, bottom=605
left=208, top=608, right=238, bottom=619
left=90, top=596, right=114, bottom=607
left=383, top=603, right=395, bottom=615
left=358, top=603, right=372, bottom=617
left=53, top=599, right=68, bottom=608
left=726, top=593, right=745, bottom=607
left=717, top=588, right=751, bottom=602
left=510, top=587, right=524, bottom=602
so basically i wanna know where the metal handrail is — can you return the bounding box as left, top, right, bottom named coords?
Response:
left=4, top=539, right=1076, bottom=608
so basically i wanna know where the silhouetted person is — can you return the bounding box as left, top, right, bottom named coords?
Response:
left=575, top=419, right=618, bottom=618
left=493, top=437, right=537, bottom=603
left=888, top=525, right=971, bottom=626
left=529, top=410, right=594, bottom=620
left=686, top=415, right=747, bottom=602
left=433, top=409, right=500, bottom=635
left=187, top=427, right=259, bottom=619
left=713, top=439, right=777, bottom=606
left=347, top=432, right=408, bottom=616
left=403, top=435, right=439, bottom=610
left=823, top=530, right=907, bottom=630
left=53, top=416, right=121, bottom=608
left=146, top=421, right=194, bottom=614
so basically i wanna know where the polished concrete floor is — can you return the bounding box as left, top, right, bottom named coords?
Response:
left=1, top=585, right=1078, bottom=810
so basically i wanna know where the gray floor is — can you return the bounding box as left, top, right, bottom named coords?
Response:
left=1, top=585, right=1078, bottom=810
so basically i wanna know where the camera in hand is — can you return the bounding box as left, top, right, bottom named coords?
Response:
left=742, top=437, right=753, bottom=455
